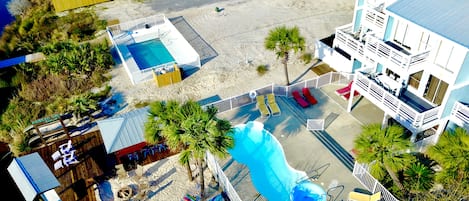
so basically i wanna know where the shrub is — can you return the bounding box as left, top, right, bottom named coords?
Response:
left=135, top=101, right=151, bottom=108
left=256, top=64, right=269, bottom=76
left=1, top=96, right=45, bottom=131
left=300, top=52, right=313, bottom=64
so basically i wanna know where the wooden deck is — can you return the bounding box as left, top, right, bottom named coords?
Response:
left=21, top=130, right=179, bottom=201
left=26, top=130, right=109, bottom=201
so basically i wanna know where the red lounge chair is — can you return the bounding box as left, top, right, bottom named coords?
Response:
left=292, top=90, right=309, bottom=108
left=335, top=81, right=353, bottom=95
left=342, top=90, right=360, bottom=100
left=302, top=88, right=318, bottom=105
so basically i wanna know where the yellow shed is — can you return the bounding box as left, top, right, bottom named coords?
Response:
left=52, top=0, right=110, bottom=12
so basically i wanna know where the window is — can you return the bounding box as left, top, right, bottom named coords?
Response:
left=434, top=41, right=453, bottom=70
left=417, top=32, right=431, bottom=52
left=402, top=25, right=420, bottom=50
left=393, top=20, right=407, bottom=45
left=424, top=75, right=448, bottom=105
left=408, top=71, right=423, bottom=89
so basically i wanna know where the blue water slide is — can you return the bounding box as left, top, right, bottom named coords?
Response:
left=228, top=121, right=326, bottom=201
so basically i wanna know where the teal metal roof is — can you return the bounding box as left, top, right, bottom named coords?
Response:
left=387, top=0, right=469, bottom=48
left=97, top=107, right=149, bottom=154
left=7, top=152, right=60, bottom=201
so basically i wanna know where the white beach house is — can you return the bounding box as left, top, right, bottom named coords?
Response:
left=317, top=0, right=469, bottom=146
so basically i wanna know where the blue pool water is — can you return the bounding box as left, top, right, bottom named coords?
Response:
left=229, top=121, right=326, bottom=201
left=127, top=39, right=175, bottom=70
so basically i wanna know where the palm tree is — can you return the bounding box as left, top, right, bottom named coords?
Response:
left=179, top=101, right=234, bottom=199
left=426, top=127, right=469, bottom=187
left=354, top=124, right=415, bottom=194
left=145, top=100, right=194, bottom=181
left=403, top=162, right=434, bottom=194
left=145, top=100, right=235, bottom=199
left=67, top=93, right=98, bottom=122
left=264, top=26, right=306, bottom=85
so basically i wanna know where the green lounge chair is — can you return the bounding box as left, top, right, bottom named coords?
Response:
left=267, top=93, right=281, bottom=116
left=256, top=95, right=270, bottom=118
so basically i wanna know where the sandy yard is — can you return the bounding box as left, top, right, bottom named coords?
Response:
left=93, top=0, right=355, bottom=200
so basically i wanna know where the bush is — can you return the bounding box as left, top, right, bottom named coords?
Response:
left=135, top=101, right=151, bottom=108
left=300, top=52, right=313, bottom=64
left=256, top=64, right=269, bottom=76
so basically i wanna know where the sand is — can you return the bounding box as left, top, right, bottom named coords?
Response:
left=92, top=0, right=354, bottom=200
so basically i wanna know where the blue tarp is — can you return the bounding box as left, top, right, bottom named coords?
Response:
left=0, top=55, right=26, bottom=68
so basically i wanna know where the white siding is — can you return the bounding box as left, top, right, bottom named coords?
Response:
left=434, top=41, right=453, bottom=69
left=446, top=45, right=466, bottom=74
left=403, top=25, right=421, bottom=50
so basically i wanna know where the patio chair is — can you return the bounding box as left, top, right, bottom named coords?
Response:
left=51, top=150, right=61, bottom=161
left=292, top=90, right=310, bottom=108
left=335, top=81, right=353, bottom=96
left=256, top=95, right=271, bottom=118
left=302, top=88, right=318, bottom=105
left=115, top=164, right=127, bottom=179
left=266, top=94, right=281, bottom=116
left=53, top=160, right=64, bottom=170
left=62, top=150, right=79, bottom=166
left=59, top=139, right=73, bottom=155
left=342, top=90, right=360, bottom=100
left=348, top=191, right=381, bottom=201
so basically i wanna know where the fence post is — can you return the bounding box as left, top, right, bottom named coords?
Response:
left=372, top=180, right=378, bottom=193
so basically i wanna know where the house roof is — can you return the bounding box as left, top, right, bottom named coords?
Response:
left=97, top=107, right=149, bottom=154
left=387, top=0, right=469, bottom=48
left=7, top=152, right=60, bottom=201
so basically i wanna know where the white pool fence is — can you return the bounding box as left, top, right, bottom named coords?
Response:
left=205, top=72, right=353, bottom=113
left=106, top=14, right=201, bottom=85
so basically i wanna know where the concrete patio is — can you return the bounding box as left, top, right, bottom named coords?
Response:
left=215, top=83, right=384, bottom=201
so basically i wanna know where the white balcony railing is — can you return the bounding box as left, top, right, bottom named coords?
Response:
left=450, top=101, right=469, bottom=129
left=363, top=7, right=386, bottom=31
left=334, top=24, right=365, bottom=59
left=353, top=162, right=399, bottom=201
left=365, top=36, right=431, bottom=70
left=354, top=73, right=440, bottom=133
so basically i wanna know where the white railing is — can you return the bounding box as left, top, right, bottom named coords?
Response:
left=363, top=7, right=386, bottom=31
left=140, top=61, right=176, bottom=73
left=205, top=152, right=242, bottom=201
left=107, top=14, right=166, bottom=37
left=414, top=130, right=438, bottom=152
left=450, top=101, right=469, bottom=129
left=352, top=162, right=399, bottom=201
left=365, top=35, right=430, bottom=70
left=209, top=72, right=353, bottom=113
left=334, top=24, right=365, bottom=59
left=354, top=73, right=440, bottom=133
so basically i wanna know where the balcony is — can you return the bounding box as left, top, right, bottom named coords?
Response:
left=450, top=101, right=469, bottom=129
left=365, top=35, right=430, bottom=71
left=353, top=72, right=440, bottom=133
left=334, top=24, right=365, bottom=60
left=362, top=7, right=386, bottom=31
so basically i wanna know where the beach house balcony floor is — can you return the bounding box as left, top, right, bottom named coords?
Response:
left=352, top=72, right=440, bottom=134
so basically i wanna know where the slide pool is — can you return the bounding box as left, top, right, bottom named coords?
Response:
left=228, top=121, right=326, bottom=201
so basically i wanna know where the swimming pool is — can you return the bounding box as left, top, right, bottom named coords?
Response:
left=229, top=121, right=326, bottom=201
left=127, top=39, right=175, bottom=71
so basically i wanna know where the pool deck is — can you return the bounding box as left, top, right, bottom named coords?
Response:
left=216, top=84, right=384, bottom=201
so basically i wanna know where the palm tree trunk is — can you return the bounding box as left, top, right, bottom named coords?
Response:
left=198, top=158, right=205, bottom=200
left=283, top=54, right=290, bottom=85
left=384, top=164, right=406, bottom=194
left=186, top=162, right=193, bottom=181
